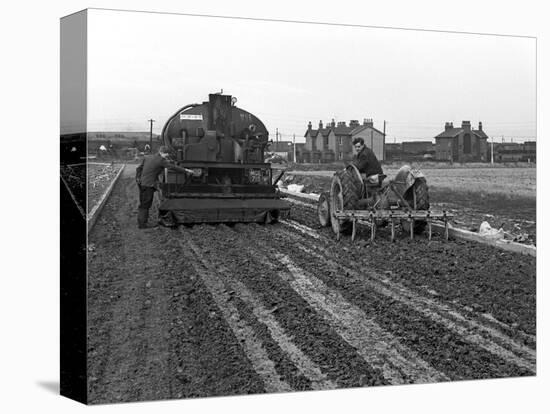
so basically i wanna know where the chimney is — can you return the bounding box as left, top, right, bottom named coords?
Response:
left=308, top=121, right=312, bottom=130
left=461, top=120, right=471, bottom=131
left=331, top=118, right=336, bottom=128
left=445, top=122, right=451, bottom=131
left=350, top=119, right=360, bottom=127
left=337, top=121, right=346, bottom=128
left=319, top=120, right=323, bottom=129
left=478, top=121, right=483, bottom=131
left=363, top=118, right=373, bottom=128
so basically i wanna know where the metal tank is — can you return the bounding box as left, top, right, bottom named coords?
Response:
left=157, top=93, right=290, bottom=225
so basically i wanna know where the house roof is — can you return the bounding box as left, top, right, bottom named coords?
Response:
left=318, top=127, right=332, bottom=137
left=435, top=128, right=463, bottom=138
left=436, top=127, right=489, bottom=140
left=474, top=129, right=488, bottom=139
left=305, top=129, right=319, bottom=138
left=351, top=125, right=385, bottom=136
left=333, top=126, right=354, bottom=136
left=306, top=124, right=385, bottom=138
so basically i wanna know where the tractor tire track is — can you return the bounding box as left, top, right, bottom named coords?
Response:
left=185, top=224, right=390, bottom=388
left=289, top=202, right=536, bottom=337
left=281, top=217, right=536, bottom=345
left=182, top=234, right=337, bottom=391
left=279, top=221, right=537, bottom=352
left=177, top=236, right=293, bottom=394
left=261, top=223, right=535, bottom=375
left=231, top=224, right=449, bottom=384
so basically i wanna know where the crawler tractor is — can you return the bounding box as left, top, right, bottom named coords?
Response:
left=157, top=93, right=290, bottom=225
left=317, top=164, right=452, bottom=241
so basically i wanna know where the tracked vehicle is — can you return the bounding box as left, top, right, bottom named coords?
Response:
left=158, top=93, right=290, bottom=225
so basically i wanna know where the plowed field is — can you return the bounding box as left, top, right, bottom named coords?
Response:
left=87, top=165, right=536, bottom=404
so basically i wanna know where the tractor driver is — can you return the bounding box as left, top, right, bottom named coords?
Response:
left=351, top=137, right=383, bottom=185
left=135, top=146, right=196, bottom=229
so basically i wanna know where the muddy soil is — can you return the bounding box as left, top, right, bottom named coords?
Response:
left=87, top=165, right=536, bottom=404
left=87, top=168, right=264, bottom=403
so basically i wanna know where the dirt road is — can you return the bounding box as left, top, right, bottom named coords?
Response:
left=87, top=165, right=536, bottom=404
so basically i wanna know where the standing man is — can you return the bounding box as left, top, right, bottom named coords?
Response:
left=135, top=146, right=195, bottom=229
left=352, top=137, right=383, bottom=184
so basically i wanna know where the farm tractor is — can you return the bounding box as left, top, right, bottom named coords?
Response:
left=317, top=164, right=452, bottom=241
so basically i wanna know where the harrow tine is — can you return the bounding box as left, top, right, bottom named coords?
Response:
left=371, top=221, right=376, bottom=241
left=351, top=218, right=357, bottom=242
left=390, top=219, right=395, bottom=242
left=410, top=217, right=414, bottom=240
left=428, top=220, right=432, bottom=241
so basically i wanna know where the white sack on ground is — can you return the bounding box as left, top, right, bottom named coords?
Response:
left=479, top=221, right=505, bottom=240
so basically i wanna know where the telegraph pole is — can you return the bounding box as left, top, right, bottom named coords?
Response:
left=148, top=119, right=155, bottom=152
left=491, top=136, right=494, bottom=165
left=370, top=129, right=374, bottom=151
left=383, top=120, right=387, bottom=161
left=293, top=134, right=296, bottom=163
left=276, top=128, right=279, bottom=144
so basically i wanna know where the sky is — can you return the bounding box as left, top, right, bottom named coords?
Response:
left=86, top=9, right=536, bottom=143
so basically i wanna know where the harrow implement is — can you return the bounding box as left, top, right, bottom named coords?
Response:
left=319, top=164, right=454, bottom=242
left=332, top=209, right=454, bottom=242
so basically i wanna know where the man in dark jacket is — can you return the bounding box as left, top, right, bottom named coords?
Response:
left=135, top=146, right=195, bottom=229
left=352, top=137, right=383, bottom=183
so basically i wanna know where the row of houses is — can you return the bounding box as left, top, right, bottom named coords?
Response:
left=298, top=119, right=535, bottom=163
left=301, top=119, right=385, bottom=163
left=87, top=127, right=536, bottom=164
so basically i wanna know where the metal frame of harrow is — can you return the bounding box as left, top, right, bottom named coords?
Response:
left=333, top=209, right=454, bottom=242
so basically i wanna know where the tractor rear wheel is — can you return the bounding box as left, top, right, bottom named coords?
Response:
left=401, top=178, right=430, bottom=234
left=330, top=169, right=362, bottom=235
left=318, top=192, right=331, bottom=227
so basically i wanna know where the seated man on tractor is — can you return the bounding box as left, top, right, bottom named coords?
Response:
left=352, top=138, right=389, bottom=209
left=352, top=137, right=383, bottom=185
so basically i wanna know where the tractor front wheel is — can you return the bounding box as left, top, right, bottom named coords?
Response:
left=401, top=178, right=430, bottom=234
left=318, top=192, right=331, bottom=227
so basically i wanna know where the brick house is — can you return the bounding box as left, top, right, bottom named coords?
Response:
left=303, top=118, right=385, bottom=163
left=434, top=121, right=488, bottom=162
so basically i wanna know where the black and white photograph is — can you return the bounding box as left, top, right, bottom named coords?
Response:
left=4, top=1, right=549, bottom=413
left=58, top=7, right=539, bottom=404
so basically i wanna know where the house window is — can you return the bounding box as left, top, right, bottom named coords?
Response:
left=323, top=135, right=329, bottom=149
left=312, top=137, right=317, bottom=151
left=464, top=134, right=471, bottom=154
left=339, top=152, right=343, bottom=160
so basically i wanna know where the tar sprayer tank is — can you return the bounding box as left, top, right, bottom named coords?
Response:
left=158, top=93, right=290, bottom=225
